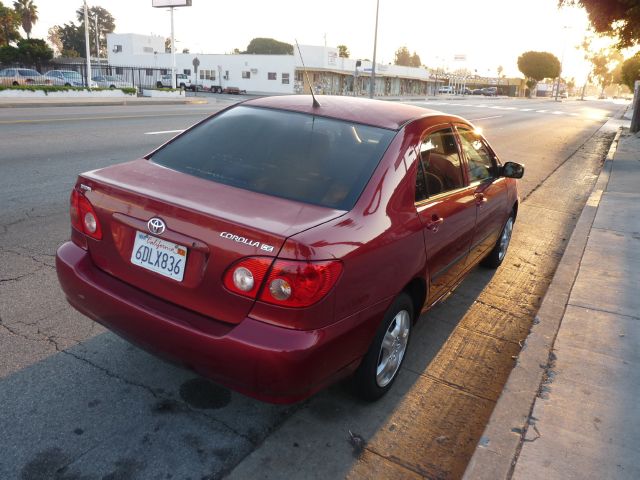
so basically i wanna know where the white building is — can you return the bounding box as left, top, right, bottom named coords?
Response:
left=106, top=33, right=441, bottom=96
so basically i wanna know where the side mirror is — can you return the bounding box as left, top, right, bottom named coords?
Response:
left=502, top=161, right=524, bottom=179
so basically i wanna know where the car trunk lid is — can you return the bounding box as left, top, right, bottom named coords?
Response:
left=77, top=159, right=346, bottom=325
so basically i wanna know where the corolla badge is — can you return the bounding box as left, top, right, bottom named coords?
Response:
left=220, top=232, right=274, bottom=252
left=147, top=218, right=166, bottom=235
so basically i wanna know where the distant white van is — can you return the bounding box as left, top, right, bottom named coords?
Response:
left=438, top=86, right=455, bottom=94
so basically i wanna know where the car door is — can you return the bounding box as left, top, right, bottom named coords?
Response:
left=455, top=125, right=510, bottom=265
left=414, top=125, right=477, bottom=304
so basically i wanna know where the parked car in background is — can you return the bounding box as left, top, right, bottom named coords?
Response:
left=458, top=87, right=472, bottom=95
left=0, top=68, right=51, bottom=86
left=157, top=73, right=193, bottom=90
left=222, top=86, right=245, bottom=94
left=471, top=88, right=484, bottom=95
left=45, top=70, right=97, bottom=87
left=438, top=86, right=455, bottom=94
left=56, top=95, right=524, bottom=404
left=92, top=75, right=130, bottom=89
left=482, top=87, right=498, bottom=96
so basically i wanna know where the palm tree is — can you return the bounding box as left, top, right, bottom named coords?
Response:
left=13, top=0, right=38, bottom=39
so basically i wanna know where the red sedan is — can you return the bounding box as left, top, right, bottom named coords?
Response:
left=56, top=96, right=524, bottom=403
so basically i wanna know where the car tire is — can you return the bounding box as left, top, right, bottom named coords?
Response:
left=353, top=292, right=413, bottom=401
left=156, top=81, right=162, bottom=88
left=481, top=213, right=515, bottom=269
left=12, top=81, right=18, bottom=86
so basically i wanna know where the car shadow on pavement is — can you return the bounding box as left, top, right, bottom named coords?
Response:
left=0, top=267, right=495, bottom=480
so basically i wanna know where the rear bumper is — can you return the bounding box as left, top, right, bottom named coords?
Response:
left=56, top=241, right=386, bottom=403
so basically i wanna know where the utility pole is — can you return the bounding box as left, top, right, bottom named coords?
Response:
left=369, top=0, right=379, bottom=99
left=631, top=81, right=640, bottom=134
left=170, top=6, right=176, bottom=89
left=83, top=0, right=92, bottom=89
left=94, top=14, right=100, bottom=60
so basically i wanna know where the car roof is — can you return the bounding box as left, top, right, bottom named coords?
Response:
left=243, top=95, right=448, bottom=131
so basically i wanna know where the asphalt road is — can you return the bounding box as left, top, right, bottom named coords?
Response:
left=0, top=96, right=627, bottom=479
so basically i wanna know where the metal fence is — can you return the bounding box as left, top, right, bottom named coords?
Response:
left=0, top=59, right=175, bottom=93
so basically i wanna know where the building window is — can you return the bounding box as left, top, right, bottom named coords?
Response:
left=183, top=69, right=191, bottom=76
left=242, top=71, right=251, bottom=79
left=115, top=67, right=123, bottom=75
left=282, top=73, right=290, bottom=84
left=143, top=46, right=153, bottom=53
left=268, top=72, right=277, bottom=80
left=224, top=70, right=229, bottom=80
left=200, top=70, right=216, bottom=80
left=113, top=45, right=122, bottom=53
left=295, top=71, right=304, bottom=82
left=161, top=69, right=168, bottom=75
left=145, top=69, right=153, bottom=76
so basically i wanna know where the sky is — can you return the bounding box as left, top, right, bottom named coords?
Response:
left=30, top=0, right=607, bottom=82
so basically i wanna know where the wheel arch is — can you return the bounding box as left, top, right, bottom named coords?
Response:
left=402, top=277, right=427, bottom=322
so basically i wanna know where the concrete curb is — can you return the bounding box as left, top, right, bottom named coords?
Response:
left=462, top=122, right=623, bottom=480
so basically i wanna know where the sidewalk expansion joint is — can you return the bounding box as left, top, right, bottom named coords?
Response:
left=566, top=303, right=640, bottom=322
left=403, top=368, right=497, bottom=404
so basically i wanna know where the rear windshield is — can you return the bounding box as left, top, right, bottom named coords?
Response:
left=150, top=105, right=396, bottom=210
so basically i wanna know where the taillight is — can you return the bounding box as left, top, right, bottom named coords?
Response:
left=223, top=257, right=272, bottom=298
left=70, top=188, right=102, bottom=240
left=223, top=257, right=342, bottom=308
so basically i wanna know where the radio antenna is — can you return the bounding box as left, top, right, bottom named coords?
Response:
left=295, top=39, right=320, bottom=108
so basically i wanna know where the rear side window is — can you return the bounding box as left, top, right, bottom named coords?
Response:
left=151, top=106, right=396, bottom=210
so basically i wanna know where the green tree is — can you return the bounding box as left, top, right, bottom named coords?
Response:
left=16, top=37, right=51, bottom=68
left=47, top=25, right=62, bottom=55
left=337, top=44, right=349, bottom=58
left=74, top=5, right=115, bottom=57
left=394, top=46, right=421, bottom=67
left=621, top=54, right=640, bottom=91
left=559, top=1, right=640, bottom=49
left=394, top=46, right=411, bottom=66
left=517, top=51, right=561, bottom=97
left=589, top=48, right=623, bottom=96
left=0, top=43, right=18, bottom=62
left=410, top=51, right=421, bottom=67
left=56, top=21, right=83, bottom=56
left=13, top=0, right=37, bottom=39
left=0, top=1, right=20, bottom=46
left=244, top=38, right=293, bottom=55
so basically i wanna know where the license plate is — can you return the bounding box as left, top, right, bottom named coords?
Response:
left=130, top=231, right=188, bottom=281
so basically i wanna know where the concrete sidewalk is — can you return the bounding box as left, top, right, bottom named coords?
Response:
left=0, top=96, right=209, bottom=108
left=465, top=120, right=639, bottom=479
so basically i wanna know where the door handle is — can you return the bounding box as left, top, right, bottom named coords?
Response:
left=475, top=193, right=487, bottom=206
left=426, top=215, right=444, bottom=232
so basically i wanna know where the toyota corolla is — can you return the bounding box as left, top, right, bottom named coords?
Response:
left=56, top=95, right=524, bottom=403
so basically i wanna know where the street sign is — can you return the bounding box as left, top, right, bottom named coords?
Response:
left=192, top=57, right=200, bottom=72
left=152, top=0, right=192, bottom=7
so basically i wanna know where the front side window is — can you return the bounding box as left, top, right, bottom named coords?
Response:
left=242, top=71, right=251, bottom=79
left=151, top=106, right=396, bottom=210
left=457, top=127, right=496, bottom=183
left=415, top=127, right=464, bottom=200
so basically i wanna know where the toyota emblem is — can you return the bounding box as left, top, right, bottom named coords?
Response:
left=147, top=217, right=166, bottom=235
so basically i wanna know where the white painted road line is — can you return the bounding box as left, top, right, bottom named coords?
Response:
left=144, top=129, right=185, bottom=135
left=469, top=115, right=503, bottom=121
